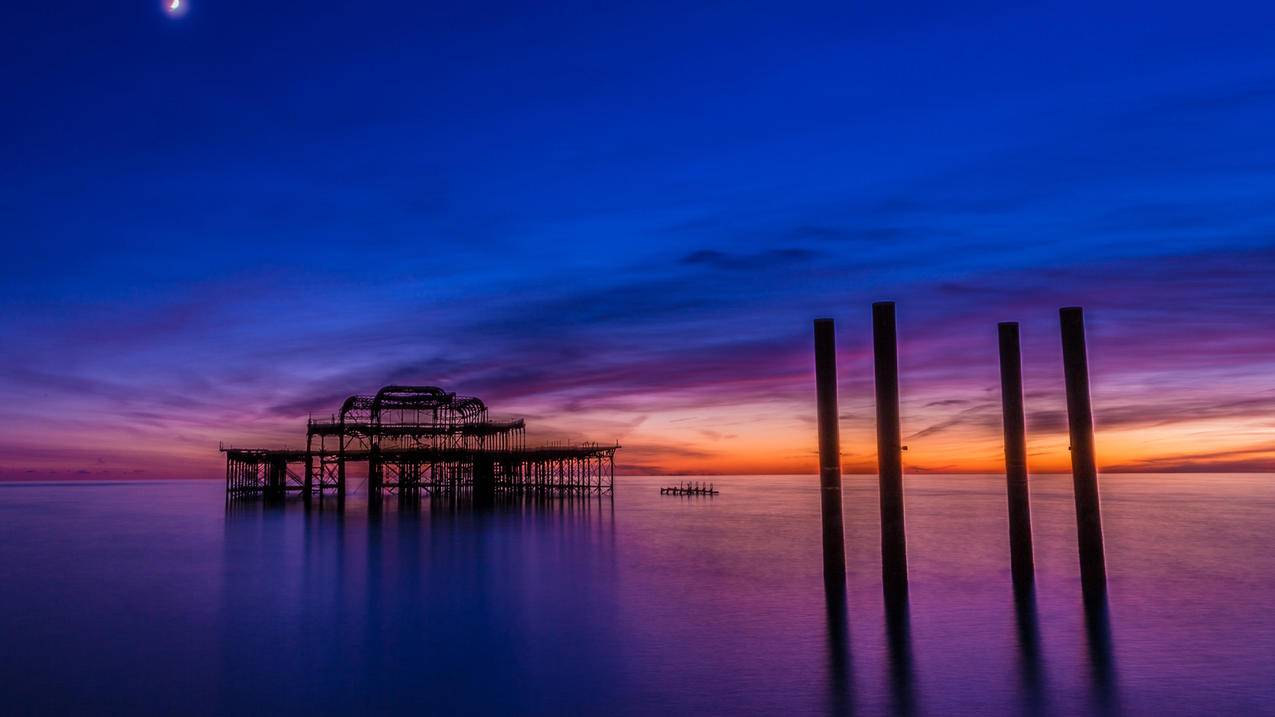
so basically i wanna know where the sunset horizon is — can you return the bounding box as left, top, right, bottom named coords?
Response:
left=6, top=293, right=1272, bottom=479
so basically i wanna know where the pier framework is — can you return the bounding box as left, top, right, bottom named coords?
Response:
left=223, top=385, right=617, bottom=501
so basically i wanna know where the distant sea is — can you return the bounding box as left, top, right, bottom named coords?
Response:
left=2, top=474, right=1272, bottom=715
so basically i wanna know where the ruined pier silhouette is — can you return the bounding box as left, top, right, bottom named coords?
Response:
left=222, top=385, right=618, bottom=503
left=660, top=482, right=718, bottom=496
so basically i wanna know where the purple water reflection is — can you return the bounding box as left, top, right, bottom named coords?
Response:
left=1, top=474, right=1272, bottom=715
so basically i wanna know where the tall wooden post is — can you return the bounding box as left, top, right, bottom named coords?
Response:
left=873, top=302, right=908, bottom=596
left=1060, top=307, right=1107, bottom=595
left=813, top=319, right=847, bottom=591
left=998, top=322, right=1035, bottom=585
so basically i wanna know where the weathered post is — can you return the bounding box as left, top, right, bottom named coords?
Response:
left=1059, top=307, right=1107, bottom=596
left=998, top=322, right=1035, bottom=586
left=873, top=302, right=909, bottom=597
left=813, top=318, right=847, bottom=591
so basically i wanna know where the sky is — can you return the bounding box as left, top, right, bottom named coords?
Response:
left=2, top=0, right=1275, bottom=479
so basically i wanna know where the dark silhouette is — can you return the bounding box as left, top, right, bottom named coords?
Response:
left=222, top=385, right=619, bottom=505
left=659, top=482, right=718, bottom=495
left=1060, top=308, right=1108, bottom=597
left=998, top=322, right=1036, bottom=587
left=814, top=318, right=848, bottom=594
left=801, top=304, right=1124, bottom=714
left=873, top=302, right=909, bottom=598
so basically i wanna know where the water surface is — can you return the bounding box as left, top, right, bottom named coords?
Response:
left=1, top=474, right=1272, bottom=715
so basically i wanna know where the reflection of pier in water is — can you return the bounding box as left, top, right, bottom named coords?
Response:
left=222, top=385, right=618, bottom=503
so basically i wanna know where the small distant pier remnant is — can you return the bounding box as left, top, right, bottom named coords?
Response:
left=222, top=385, right=618, bottom=503
left=660, top=482, right=718, bottom=496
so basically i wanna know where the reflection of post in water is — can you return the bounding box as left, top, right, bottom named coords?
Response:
left=884, top=590, right=916, bottom=717
left=1083, top=588, right=1118, bottom=714
left=823, top=581, right=854, bottom=716
left=1012, top=581, right=1045, bottom=715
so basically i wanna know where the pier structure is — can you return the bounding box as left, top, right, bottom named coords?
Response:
left=660, top=482, right=718, bottom=496
left=223, top=385, right=618, bottom=501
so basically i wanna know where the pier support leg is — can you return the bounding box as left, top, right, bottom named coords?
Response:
left=873, top=302, right=909, bottom=597
left=474, top=458, right=495, bottom=508
left=304, top=449, right=314, bottom=507
left=1060, top=307, right=1107, bottom=597
left=369, top=445, right=382, bottom=513
left=337, top=453, right=346, bottom=507
left=813, top=319, right=847, bottom=592
left=265, top=458, right=285, bottom=502
left=998, top=322, right=1035, bottom=586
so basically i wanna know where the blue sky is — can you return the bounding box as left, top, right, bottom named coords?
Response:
left=3, top=1, right=1275, bottom=477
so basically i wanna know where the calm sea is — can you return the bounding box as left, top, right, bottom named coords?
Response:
left=1, top=474, right=1272, bottom=716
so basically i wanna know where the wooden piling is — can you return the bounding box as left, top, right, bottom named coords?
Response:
left=813, top=318, right=847, bottom=590
left=265, top=458, right=285, bottom=501
left=1059, top=307, right=1107, bottom=595
left=474, top=457, right=496, bottom=506
left=873, top=302, right=908, bottom=596
left=368, top=444, right=382, bottom=511
left=337, top=447, right=346, bottom=504
left=998, top=322, right=1035, bottom=585
left=304, top=436, right=314, bottom=506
